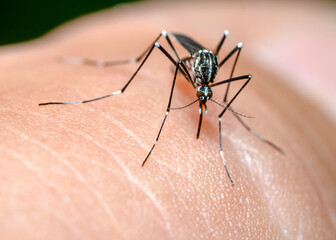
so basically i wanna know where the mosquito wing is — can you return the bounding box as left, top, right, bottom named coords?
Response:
left=171, top=33, right=204, bottom=55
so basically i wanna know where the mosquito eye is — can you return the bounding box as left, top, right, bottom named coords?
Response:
left=196, top=88, right=204, bottom=98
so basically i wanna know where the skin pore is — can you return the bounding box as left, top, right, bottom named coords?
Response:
left=0, top=1, right=335, bottom=239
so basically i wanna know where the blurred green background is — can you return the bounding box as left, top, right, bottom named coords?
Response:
left=0, top=0, right=137, bottom=46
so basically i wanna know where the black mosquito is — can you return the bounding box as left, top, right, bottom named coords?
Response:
left=39, top=30, right=283, bottom=185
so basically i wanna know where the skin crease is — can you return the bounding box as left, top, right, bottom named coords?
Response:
left=0, top=1, right=336, bottom=240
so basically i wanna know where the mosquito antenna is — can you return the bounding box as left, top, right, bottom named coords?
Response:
left=209, top=99, right=254, bottom=118
left=171, top=99, right=198, bottom=110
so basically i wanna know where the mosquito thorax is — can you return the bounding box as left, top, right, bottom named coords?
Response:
left=197, top=85, right=213, bottom=102
left=192, top=49, right=219, bottom=85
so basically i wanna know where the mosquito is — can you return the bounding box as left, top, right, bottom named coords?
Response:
left=39, top=30, right=283, bottom=185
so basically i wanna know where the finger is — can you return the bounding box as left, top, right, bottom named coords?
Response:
left=0, top=1, right=335, bottom=239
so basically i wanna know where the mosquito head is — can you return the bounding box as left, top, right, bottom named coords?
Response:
left=197, top=85, right=213, bottom=103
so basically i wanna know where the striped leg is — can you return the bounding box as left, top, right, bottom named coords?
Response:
left=39, top=40, right=185, bottom=106
left=212, top=75, right=252, bottom=185
left=142, top=61, right=183, bottom=166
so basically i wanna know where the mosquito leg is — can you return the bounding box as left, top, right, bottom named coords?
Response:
left=60, top=31, right=163, bottom=67
left=216, top=75, right=252, bottom=185
left=60, top=30, right=192, bottom=86
left=161, top=32, right=193, bottom=83
left=209, top=74, right=251, bottom=88
left=218, top=42, right=243, bottom=69
left=60, top=30, right=181, bottom=68
left=38, top=90, right=123, bottom=105
left=142, top=61, right=182, bottom=166
left=228, top=106, right=284, bottom=154
left=218, top=42, right=243, bottom=102
left=170, top=55, right=192, bottom=77
left=60, top=38, right=156, bottom=67
left=59, top=56, right=137, bottom=67
left=213, top=30, right=229, bottom=56
left=218, top=117, right=234, bottom=185
left=39, top=42, right=180, bottom=106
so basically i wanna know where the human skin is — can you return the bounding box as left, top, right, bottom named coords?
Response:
left=0, top=1, right=335, bottom=239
